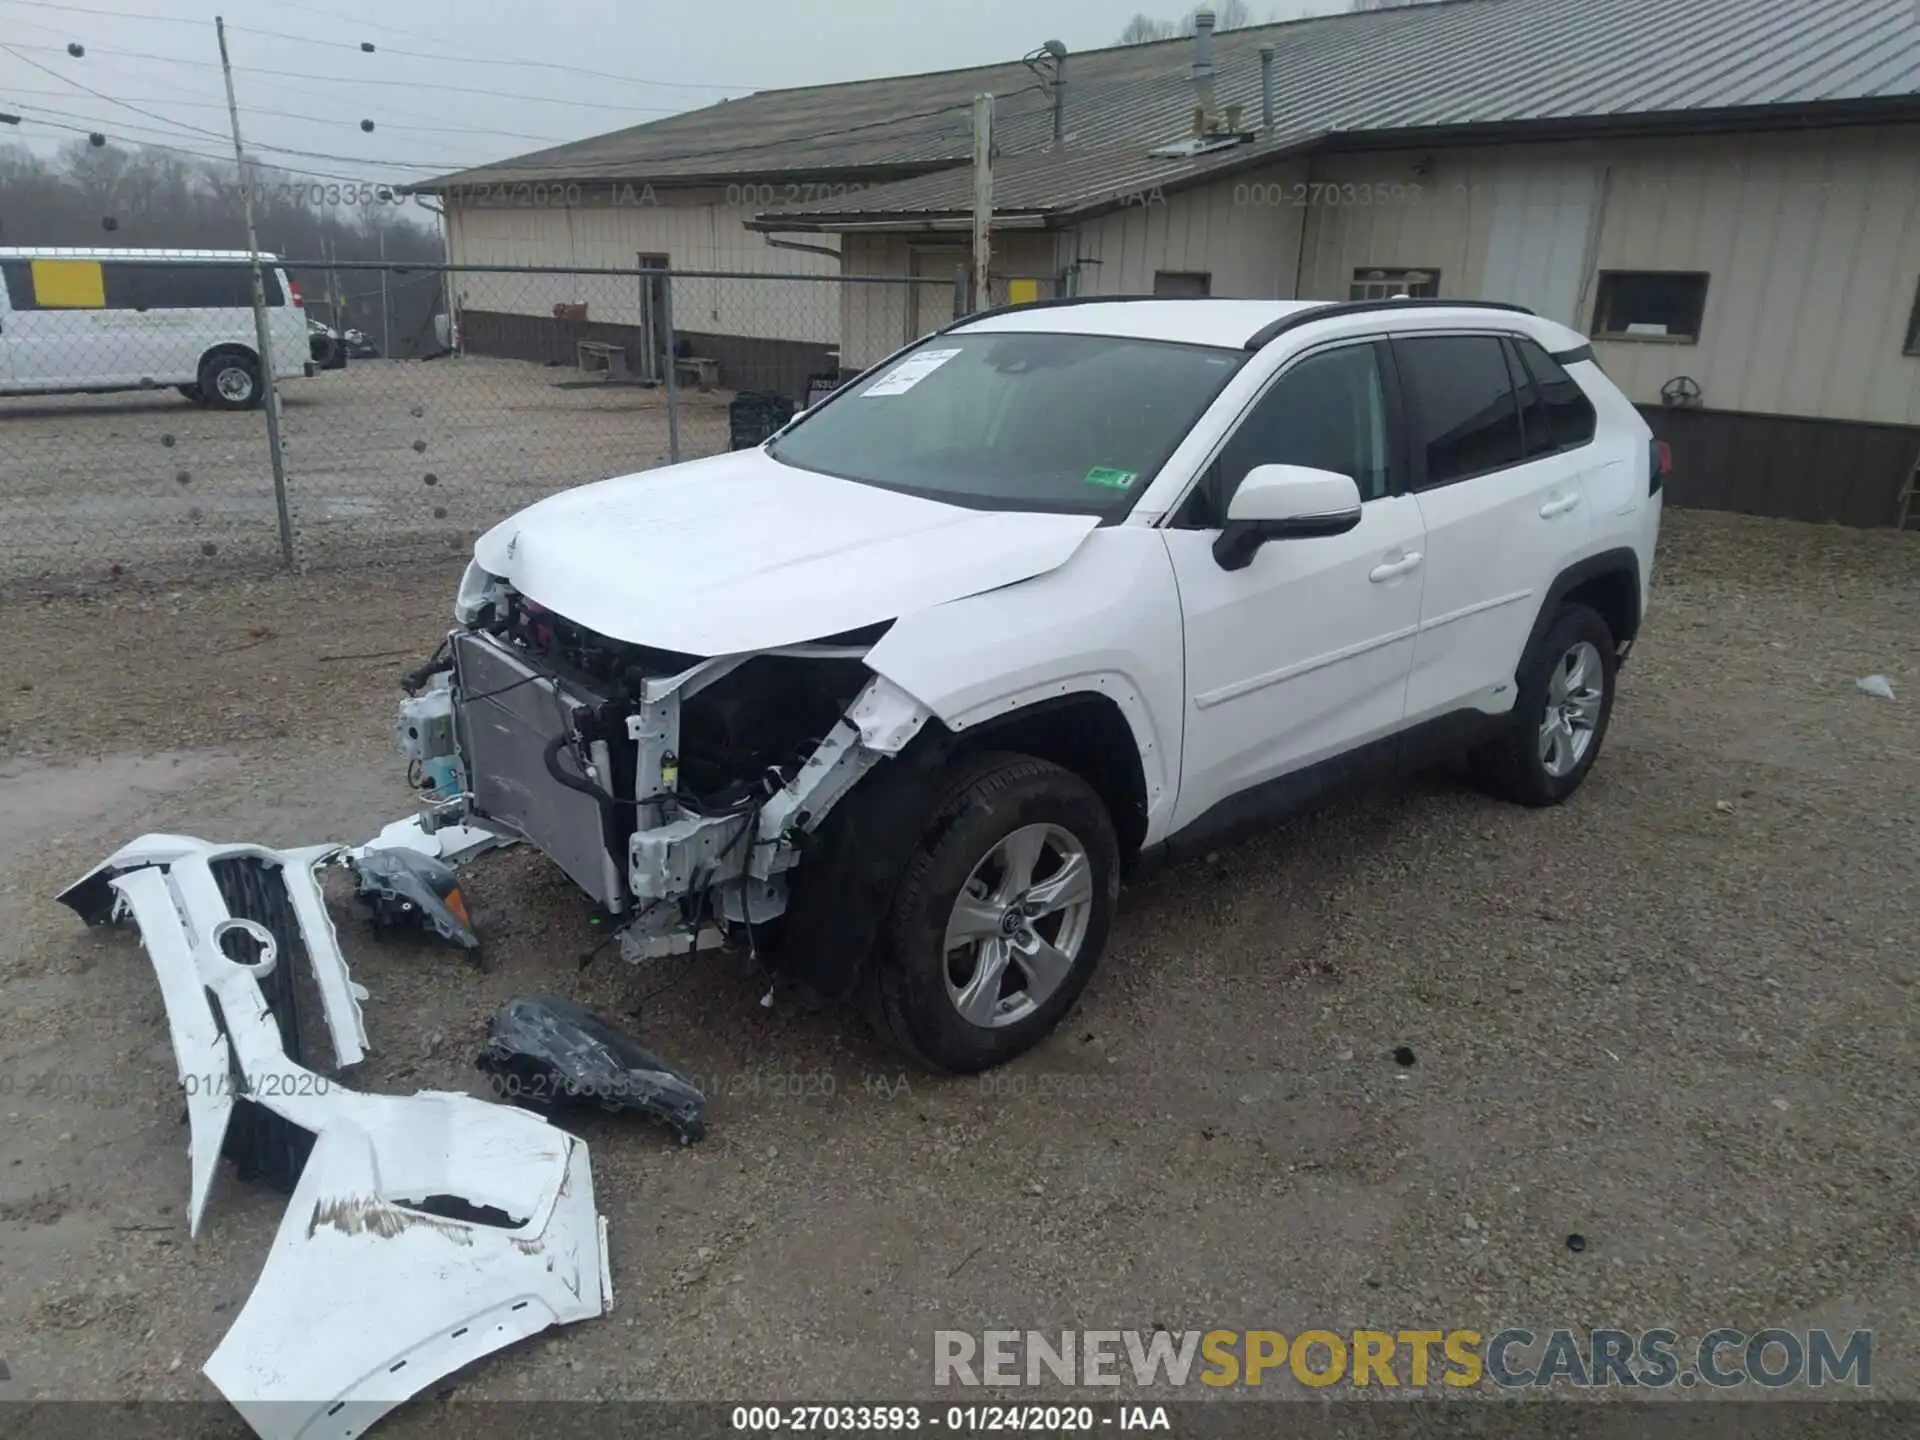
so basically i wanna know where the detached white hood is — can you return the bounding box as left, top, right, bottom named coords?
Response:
left=471, top=448, right=1100, bottom=655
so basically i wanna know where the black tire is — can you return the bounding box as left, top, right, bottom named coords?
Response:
left=198, top=350, right=261, bottom=410
left=1468, top=602, right=1619, bottom=807
left=177, top=383, right=204, bottom=404
left=210, top=858, right=316, bottom=1192
left=870, top=752, right=1120, bottom=1073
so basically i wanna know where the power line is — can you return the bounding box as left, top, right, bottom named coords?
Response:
left=0, top=84, right=570, bottom=142
left=229, top=26, right=756, bottom=93
left=0, top=40, right=233, bottom=140
left=7, top=112, right=424, bottom=188
left=4, top=43, right=726, bottom=112
left=0, top=1, right=755, bottom=92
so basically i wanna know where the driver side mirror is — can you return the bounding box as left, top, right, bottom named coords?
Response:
left=1212, top=464, right=1363, bottom=571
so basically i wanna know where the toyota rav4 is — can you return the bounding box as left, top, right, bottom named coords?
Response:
left=397, top=296, right=1664, bottom=1072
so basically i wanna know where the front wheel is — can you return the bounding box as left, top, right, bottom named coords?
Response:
left=871, top=753, right=1119, bottom=1072
left=1468, top=602, right=1619, bottom=807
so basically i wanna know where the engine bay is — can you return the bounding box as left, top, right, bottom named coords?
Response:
left=399, top=579, right=932, bottom=962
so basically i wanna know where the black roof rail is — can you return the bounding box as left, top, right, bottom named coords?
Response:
left=938, top=292, right=1174, bottom=333
left=1244, top=297, right=1538, bottom=351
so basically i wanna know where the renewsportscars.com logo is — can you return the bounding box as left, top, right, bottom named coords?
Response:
left=933, top=1328, right=1873, bottom=1391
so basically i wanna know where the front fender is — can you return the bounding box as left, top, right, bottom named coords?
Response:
left=865, top=528, right=1186, bottom=846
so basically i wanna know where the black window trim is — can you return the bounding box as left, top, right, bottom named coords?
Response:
left=0, top=257, right=283, bottom=310
left=1163, top=335, right=1403, bottom=530
left=1511, top=334, right=1599, bottom=461
left=1904, top=276, right=1920, bottom=358
left=1590, top=269, right=1710, bottom=346
left=1391, top=329, right=1531, bottom=493
left=1501, top=335, right=1546, bottom=461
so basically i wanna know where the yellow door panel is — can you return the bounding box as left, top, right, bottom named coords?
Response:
left=30, top=259, right=106, bottom=308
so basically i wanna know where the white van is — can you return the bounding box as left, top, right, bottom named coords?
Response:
left=0, top=247, right=313, bottom=409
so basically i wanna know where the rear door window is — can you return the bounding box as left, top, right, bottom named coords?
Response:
left=1392, top=334, right=1524, bottom=487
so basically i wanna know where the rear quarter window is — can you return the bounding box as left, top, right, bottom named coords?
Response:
left=1513, top=337, right=1597, bottom=451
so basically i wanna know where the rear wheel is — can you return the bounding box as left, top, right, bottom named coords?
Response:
left=210, top=858, right=316, bottom=1192
left=871, top=753, right=1119, bottom=1072
left=198, top=351, right=261, bottom=410
left=1468, top=603, right=1618, bottom=807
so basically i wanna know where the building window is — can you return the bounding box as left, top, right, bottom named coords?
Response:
left=1350, top=267, right=1438, bottom=301
left=1906, top=278, right=1920, bottom=357
left=1592, top=271, right=1709, bottom=343
left=1154, top=271, right=1211, bottom=297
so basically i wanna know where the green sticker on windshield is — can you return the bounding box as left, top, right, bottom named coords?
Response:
left=1084, top=466, right=1139, bottom=490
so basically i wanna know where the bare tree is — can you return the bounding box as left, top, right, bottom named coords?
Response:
left=1117, top=0, right=1257, bottom=44
left=1118, top=13, right=1177, bottom=43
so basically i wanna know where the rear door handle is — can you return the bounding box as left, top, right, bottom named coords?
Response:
left=1369, top=551, right=1423, bottom=583
left=1540, top=493, right=1582, bottom=519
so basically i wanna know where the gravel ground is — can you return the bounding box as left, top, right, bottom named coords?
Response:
left=0, top=509, right=1914, bottom=1421
left=0, top=358, right=735, bottom=587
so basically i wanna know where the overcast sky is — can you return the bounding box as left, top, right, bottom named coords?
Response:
left=0, top=0, right=1342, bottom=183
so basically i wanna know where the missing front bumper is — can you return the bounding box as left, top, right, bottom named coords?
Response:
left=417, top=628, right=936, bottom=965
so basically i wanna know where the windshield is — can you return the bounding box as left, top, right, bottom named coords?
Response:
left=767, top=330, right=1246, bottom=515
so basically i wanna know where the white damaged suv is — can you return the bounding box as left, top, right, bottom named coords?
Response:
left=402, top=296, right=1664, bottom=1071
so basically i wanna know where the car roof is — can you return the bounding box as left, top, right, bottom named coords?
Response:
left=0, top=247, right=282, bottom=261
left=948, top=295, right=1589, bottom=355
left=951, top=298, right=1320, bottom=349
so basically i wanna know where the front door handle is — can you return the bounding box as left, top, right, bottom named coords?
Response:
left=1540, top=493, right=1582, bottom=519
left=1369, top=551, right=1423, bottom=583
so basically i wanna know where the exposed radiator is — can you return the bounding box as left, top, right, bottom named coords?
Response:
left=450, top=630, right=628, bottom=911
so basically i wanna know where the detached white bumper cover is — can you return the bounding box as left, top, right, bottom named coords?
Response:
left=204, top=1100, right=611, bottom=1440
left=71, top=833, right=612, bottom=1440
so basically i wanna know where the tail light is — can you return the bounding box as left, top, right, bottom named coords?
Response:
left=287, top=278, right=303, bottom=308
left=1649, top=438, right=1671, bottom=494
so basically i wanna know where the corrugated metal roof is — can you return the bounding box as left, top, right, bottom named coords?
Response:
left=745, top=137, right=1321, bottom=227
left=414, top=0, right=1920, bottom=195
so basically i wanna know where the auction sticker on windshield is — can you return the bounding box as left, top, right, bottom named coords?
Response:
left=861, top=348, right=962, bottom=396
left=1084, top=466, right=1140, bottom=490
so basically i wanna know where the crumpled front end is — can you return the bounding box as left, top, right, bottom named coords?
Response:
left=399, top=564, right=935, bottom=963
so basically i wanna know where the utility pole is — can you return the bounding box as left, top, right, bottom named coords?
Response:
left=378, top=227, right=392, bottom=359
left=324, top=235, right=344, bottom=338
left=970, top=92, right=993, bottom=314
left=216, top=15, right=296, bottom=571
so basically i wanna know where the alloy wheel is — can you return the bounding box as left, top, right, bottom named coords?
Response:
left=1539, top=639, right=1604, bottom=778
left=941, top=823, right=1094, bottom=1029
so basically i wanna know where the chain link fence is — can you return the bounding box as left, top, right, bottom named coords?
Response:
left=0, top=259, right=960, bottom=588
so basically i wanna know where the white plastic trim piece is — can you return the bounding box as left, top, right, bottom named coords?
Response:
left=278, top=843, right=368, bottom=1068
left=109, top=866, right=236, bottom=1239
left=203, top=1102, right=606, bottom=1440
left=354, top=815, right=507, bottom=869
